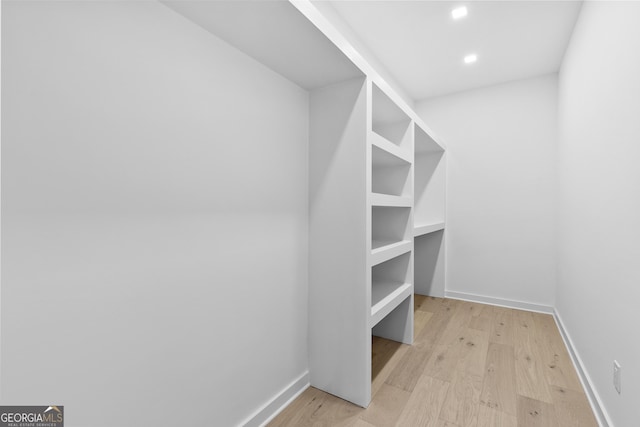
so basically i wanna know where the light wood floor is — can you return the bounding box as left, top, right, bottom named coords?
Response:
left=269, top=296, right=598, bottom=427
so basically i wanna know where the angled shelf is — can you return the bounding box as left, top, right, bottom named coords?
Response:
left=414, top=221, right=445, bottom=237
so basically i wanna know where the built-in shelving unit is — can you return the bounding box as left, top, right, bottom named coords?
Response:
left=167, top=0, right=447, bottom=410
left=368, top=82, right=414, bottom=350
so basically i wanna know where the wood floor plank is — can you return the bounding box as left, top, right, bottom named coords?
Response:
left=426, top=326, right=489, bottom=383
left=423, top=344, right=455, bottom=382
left=479, top=342, right=516, bottom=415
left=489, top=306, right=514, bottom=345
left=438, top=301, right=479, bottom=346
left=268, top=386, right=363, bottom=427
left=415, top=294, right=447, bottom=313
left=516, top=395, right=558, bottom=427
left=512, top=310, right=553, bottom=403
left=394, top=375, right=449, bottom=427
left=549, top=385, right=598, bottom=427
left=423, top=321, right=482, bottom=382
left=531, top=313, right=583, bottom=391
left=360, top=384, right=410, bottom=427
left=439, top=369, right=482, bottom=427
left=414, top=310, right=434, bottom=340
left=468, top=304, right=493, bottom=332
left=371, top=336, right=409, bottom=397
left=414, top=301, right=456, bottom=350
left=476, top=405, right=517, bottom=427
left=414, top=294, right=428, bottom=311
left=384, top=344, right=433, bottom=392
left=387, top=299, right=457, bottom=390
left=455, top=327, right=490, bottom=378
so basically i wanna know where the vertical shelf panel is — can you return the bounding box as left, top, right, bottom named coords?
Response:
left=309, top=76, right=370, bottom=407
left=414, top=230, right=445, bottom=297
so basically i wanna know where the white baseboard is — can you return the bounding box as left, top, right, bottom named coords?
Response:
left=241, top=371, right=310, bottom=427
left=444, top=290, right=554, bottom=314
left=553, top=309, right=613, bottom=427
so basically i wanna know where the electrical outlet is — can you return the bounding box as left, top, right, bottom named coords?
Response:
left=613, top=360, right=621, bottom=394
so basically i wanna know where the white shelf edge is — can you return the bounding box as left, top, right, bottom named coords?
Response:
left=370, top=132, right=412, bottom=164
left=413, top=221, right=445, bottom=237
left=370, top=240, right=412, bottom=266
left=370, top=282, right=413, bottom=327
left=370, top=193, right=412, bottom=207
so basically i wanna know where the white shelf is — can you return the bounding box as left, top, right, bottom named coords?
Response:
left=371, top=193, right=412, bottom=207
left=414, top=221, right=445, bottom=237
left=371, top=132, right=412, bottom=164
left=371, top=240, right=412, bottom=266
left=371, top=282, right=412, bottom=327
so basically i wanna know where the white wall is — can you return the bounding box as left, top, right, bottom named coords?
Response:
left=416, top=75, right=557, bottom=309
left=1, top=2, right=308, bottom=426
left=557, top=2, right=640, bottom=426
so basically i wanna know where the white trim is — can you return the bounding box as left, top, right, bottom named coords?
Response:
left=444, top=290, right=554, bottom=314
left=553, top=309, right=613, bottom=427
left=241, top=371, right=310, bottom=427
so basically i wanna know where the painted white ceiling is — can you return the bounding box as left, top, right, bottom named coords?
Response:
left=327, top=1, right=583, bottom=100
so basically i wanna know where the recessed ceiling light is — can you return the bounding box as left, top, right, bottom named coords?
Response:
left=451, top=6, right=468, bottom=20
left=464, top=54, right=477, bottom=64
